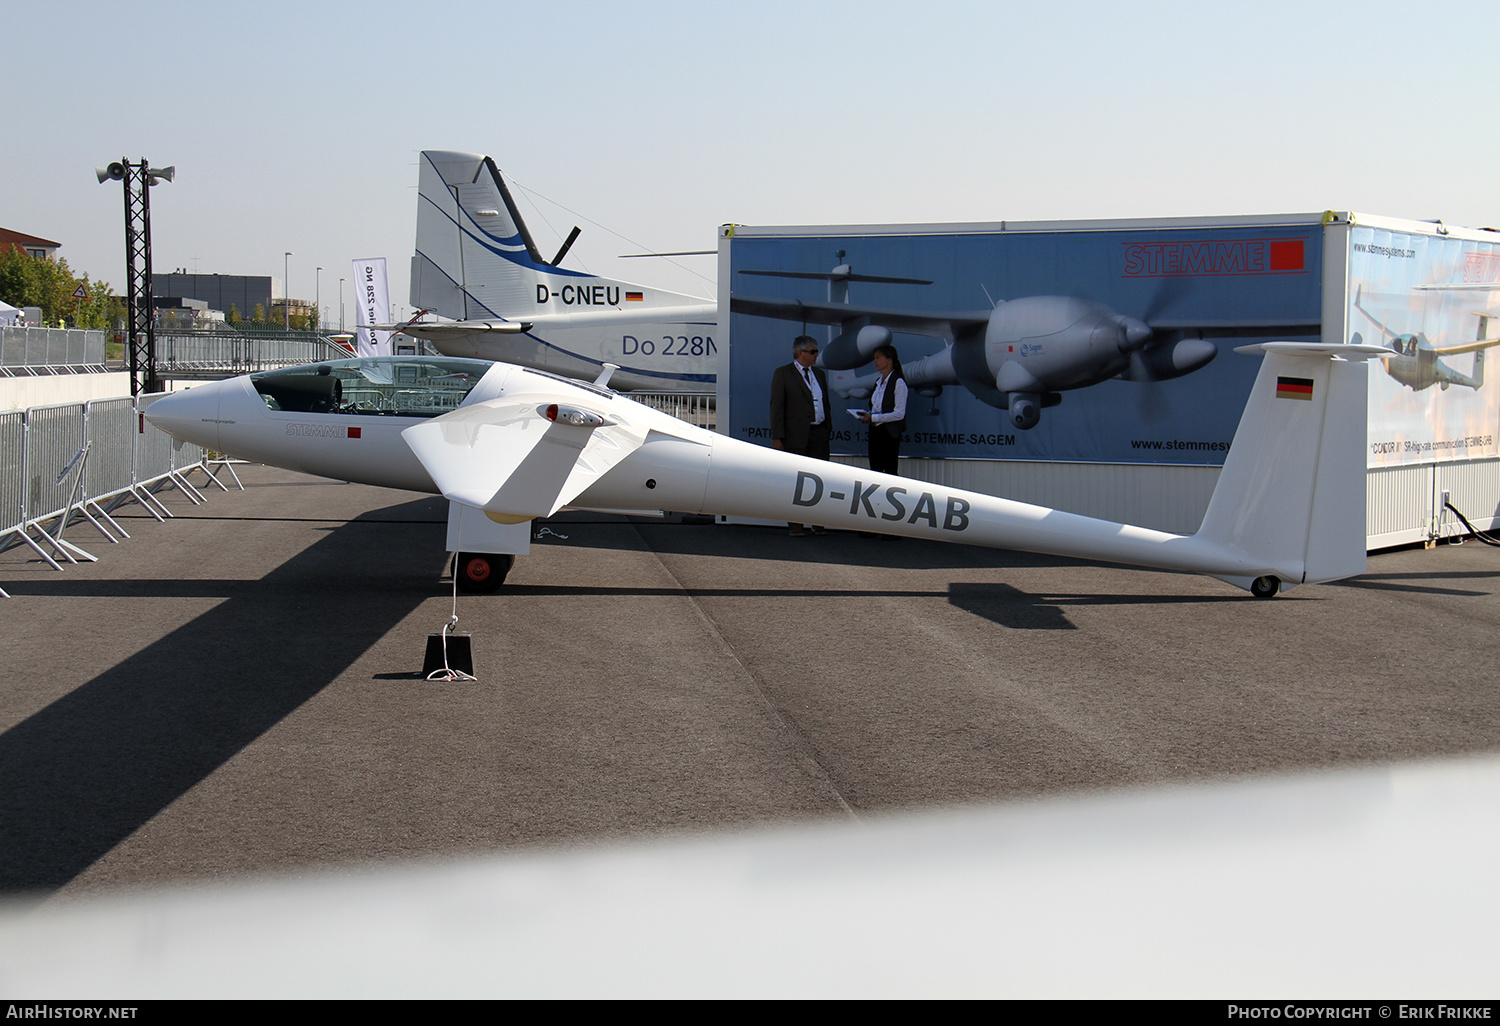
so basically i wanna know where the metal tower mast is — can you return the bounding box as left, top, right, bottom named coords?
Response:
left=97, top=158, right=173, bottom=396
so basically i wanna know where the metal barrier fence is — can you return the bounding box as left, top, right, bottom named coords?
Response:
left=154, top=330, right=351, bottom=379
left=0, top=326, right=107, bottom=375
left=24, top=403, right=85, bottom=522
left=0, top=411, right=23, bottom=536
left=627, top=392, right=716, bottom=430
left=0, top=392, right=223, bottom=596
left=84, top=398, right=136, bottom=500
left=0, top=324, right=353, bottom=380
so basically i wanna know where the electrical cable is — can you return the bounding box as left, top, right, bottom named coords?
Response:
left=1443, top=501, right=1500, bottom=547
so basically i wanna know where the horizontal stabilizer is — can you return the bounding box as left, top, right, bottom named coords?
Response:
left=402, top=394, right=649, bottom=521
left=399, top=320, right=534, bottom=337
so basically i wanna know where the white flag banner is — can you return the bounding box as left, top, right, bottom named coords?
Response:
left=352, top=257, right=392, bottom=358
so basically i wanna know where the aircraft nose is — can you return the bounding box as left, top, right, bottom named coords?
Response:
left=143, top=380, right=226, bottom=451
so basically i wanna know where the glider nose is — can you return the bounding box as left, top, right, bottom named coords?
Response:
left=143, top=380, right=225, bottom=451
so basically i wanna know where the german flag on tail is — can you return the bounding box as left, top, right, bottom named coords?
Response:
left=1276, top=376, right=1314, bottom=400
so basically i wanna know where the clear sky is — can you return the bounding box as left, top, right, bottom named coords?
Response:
left=4, top=0, right=1495, bottom=322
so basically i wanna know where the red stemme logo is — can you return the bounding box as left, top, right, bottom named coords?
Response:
left=1462, top=252, right=1500, bottom=283
left=1122, top=238, right=1306, bottom=277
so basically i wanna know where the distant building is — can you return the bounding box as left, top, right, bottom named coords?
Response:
left=153, top=296, right=226, bottom=330
left=0, top=228, right=61, bottom=260
left=270, top=297, right=317, bottom=326
left=153, top=273, right=273, bottom=322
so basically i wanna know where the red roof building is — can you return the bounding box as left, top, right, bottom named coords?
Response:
left=0, top=228, right=60, bottom=260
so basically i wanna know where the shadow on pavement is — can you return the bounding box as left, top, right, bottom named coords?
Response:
left=0, top=499, right=444, bottom=894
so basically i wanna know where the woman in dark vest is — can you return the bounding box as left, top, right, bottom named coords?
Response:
left=858, top=344, right=907, bottom=476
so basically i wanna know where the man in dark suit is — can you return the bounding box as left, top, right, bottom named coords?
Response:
left=770, top=335, right=831, bottom=536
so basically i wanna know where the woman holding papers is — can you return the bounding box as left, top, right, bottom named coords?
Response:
left=856, top=344, right=908, bottom=476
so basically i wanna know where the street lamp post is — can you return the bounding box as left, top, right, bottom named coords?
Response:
left=315, top=266, right=323, bottom=332
left=339, top=278, right=345, bottom=331
left=283, top=252, right=292, bottom=329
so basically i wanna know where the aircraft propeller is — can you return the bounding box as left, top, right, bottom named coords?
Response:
left=1140, top=275, right=1190, bottom=325
left=1122, top=275, right=1191, bottom=421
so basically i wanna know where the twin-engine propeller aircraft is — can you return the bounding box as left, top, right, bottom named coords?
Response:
left=733, top=260, right=1322, bottom=429
left=404, top=150, right=718, bottom=393
left=144, top=342, right=1387, bottom=599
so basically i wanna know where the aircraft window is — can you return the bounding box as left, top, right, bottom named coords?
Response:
left=251, top=357, right=492, bottom=418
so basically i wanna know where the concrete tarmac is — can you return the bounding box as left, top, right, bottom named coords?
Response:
left=2, top=464, right=1498, bottom=898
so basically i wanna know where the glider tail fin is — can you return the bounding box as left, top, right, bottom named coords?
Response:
left=1197, top=343, right=1385, bottom=587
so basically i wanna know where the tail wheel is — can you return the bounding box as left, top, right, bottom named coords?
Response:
left=1250, top=575, right=1281, bottom=599
left=455, top=552, right=514, bottom=593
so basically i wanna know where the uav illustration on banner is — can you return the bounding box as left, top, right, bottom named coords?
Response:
left=732, top=257, right=1319, bottom=430
left=1352, top=286, right=1500, bottom=392
left=1349, top=226, right=1500, bottom=468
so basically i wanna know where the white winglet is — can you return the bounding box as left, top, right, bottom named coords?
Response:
left=402, top=393, right=648, bottom=521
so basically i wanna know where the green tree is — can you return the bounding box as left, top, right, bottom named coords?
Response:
left=28, top=255, right=74, bottom=324
left=0, top=249, right=117, bottom=327
left=0, top=248, right=32, bottom=309
left=71, top=275, right=119, bottom=330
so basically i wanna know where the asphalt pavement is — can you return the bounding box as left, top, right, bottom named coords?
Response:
left=2, top=463, right=1497, bottom=898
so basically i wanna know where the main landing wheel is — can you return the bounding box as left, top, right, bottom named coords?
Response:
left=454, top=552, right=514, bottom=593
left=1250, top=575, right=1281, bottom=599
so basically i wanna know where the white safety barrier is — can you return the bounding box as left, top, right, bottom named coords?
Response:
left=0, top=392, right=233, bottom=596
left=0, top=326, right=106, bottom=375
